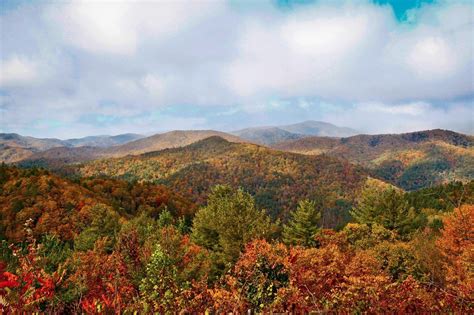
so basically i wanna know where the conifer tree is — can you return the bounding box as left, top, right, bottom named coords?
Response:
left=350, top=184, right=416, bottom=236
left=191, top=185, right=273, bottom=270
left=282, top=199, right=321, bottom=247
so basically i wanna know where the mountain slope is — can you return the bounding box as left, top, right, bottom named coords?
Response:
left=280, top=120, right=359, bottom=137
left=0, top=133, right=144, bottom=163
left=0, top=164, right=194, bottom=242
left=104, top=130, right=246, bottom=156
left=232, top=121, right=358, bottom=145
left=232, top=127, right=306, bottom=145
left=78, top=136, right=368, bottom=223
left=64, top=133, right=144, bottom=147
left=0, top=133, right=66, bottom=163
left=273, top=129, right=474, bottom=190
left=18, top=130, right=247, bottom=169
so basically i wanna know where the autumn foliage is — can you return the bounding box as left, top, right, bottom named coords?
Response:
left=0, top=162, right=473, bottom=312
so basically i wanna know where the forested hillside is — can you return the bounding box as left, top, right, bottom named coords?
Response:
left=233, top=120, right=358, bottom=144
left=0, top=164, right=194, bottom=242
left=1, top=160, right=472, bottom=313
left=273, top=129, right=474, bottom=190
left=0, top=133, right=143, bottom=163
left=77, top=136, right=367, bottom=223
left=16, top=130, right=247, bottom=169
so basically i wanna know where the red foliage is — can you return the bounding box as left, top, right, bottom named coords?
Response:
left=68, top=239, right=137, bottom=313
left=0, top=236, right=64, bottom=312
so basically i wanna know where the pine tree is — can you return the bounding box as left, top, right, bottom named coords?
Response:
left=282, top=199, right=321, bottom=247
left=350, top=184, right=416, bottom=237
left=191, top=185, right=273, bottom=270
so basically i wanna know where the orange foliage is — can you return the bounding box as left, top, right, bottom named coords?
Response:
left=436, top=204, right=474, bottom=310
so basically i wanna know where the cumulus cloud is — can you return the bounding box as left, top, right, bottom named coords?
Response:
left=225, top=1, right=473, bottom=102
left=0, top=0, right=472, bottom=138
left=0, top=55, right=39, bottom=87
left=320, top=101, right=474, bottom=135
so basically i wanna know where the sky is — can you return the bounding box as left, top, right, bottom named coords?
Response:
left=0, top=0, right=473, bottom=139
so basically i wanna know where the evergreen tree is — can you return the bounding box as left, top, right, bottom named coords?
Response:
left=74, top=204, right=120, bottom=252
left=157, top=207, right=174, bottom=228
left=191, top=185, right=273, bottom=272
left=350, top=184, right=416, bottom=237
left=282, top=199, right=321, bottom=247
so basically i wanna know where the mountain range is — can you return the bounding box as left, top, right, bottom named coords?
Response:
left=232, top=120, right=359, bottom=144
left=77, top=136, right=367, bottom=224
left=0, top=133, right=144, bottom=163
left=2, top=122, right=473, bottom=193
left=273, top=129, right=474, bottom=190
left=6, top=121, right=354, bottom=164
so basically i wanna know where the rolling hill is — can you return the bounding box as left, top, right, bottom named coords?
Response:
left=272, top=129, right=474, bottom=190
left=0, top=132, right=144, bottom=163
left=0, top=164, right=194, bottom=242
left=232, top=121, right=359, bottom=144
left=63, top=133, right=144, bottom=147
left=18, top=130, right=247, bottom=169
left=77, top=136, right=368, bottom=224
left=104, top=130, right=246, bottom=156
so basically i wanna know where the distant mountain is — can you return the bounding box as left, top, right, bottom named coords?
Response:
left=232, top=127, right=306, bottom=145
left=18, top=146, right=107, bottom=170
left=273, top=129, right=474, bottom=190
left=64, top=133, right=144, bottom=147
left=0, top=133, right=144, bottom=163
left=0, top=133, right=65, bottom=151
left=0, top=133, right=66, bottom=163
left=105, top=130, right=246, bottom=156
left=232, top=121, right=358, bottom=145
left=280, top=120, right=359, bottom=137
left=17, top=130, right=247, bottom=168
left=78, top=136, right=368, bottom=224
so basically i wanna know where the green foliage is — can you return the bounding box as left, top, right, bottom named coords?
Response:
left=373, top=242, right=425, bottom=282
left=343, top=223, right=396, bottom=249
left=397, top=159, right=450, bottom=191
left=350, top=184, right=417, bottom=237
left=39, top=234, right=72, bottom=273
left=404, top=181, right=474, bottom=212
left=282, top=199, right=321, bottom=247
left=74, top=204, right=120, bottom=252
left=139, top=227, right=210, bottom=313
left=140, top=245, right=178, bottom=312
left=157, top=207, right=174, bottom=227
left=191, top=185, right=274, bottom=273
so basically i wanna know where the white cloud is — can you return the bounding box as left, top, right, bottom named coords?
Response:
left=224, top=1, right=473, bottom=103
left=321, top=101, right=474, bottom=135
left=0, top=55, right=38, bottom=87
left=358, top=102, right=431, bottom=116
left=141, top=74, right=167, bottom=103
left=46, top=0, right=225, bottom=55
left=407, top=36, right=457, bottom=78
left=0, top=0, right=472, bottom=137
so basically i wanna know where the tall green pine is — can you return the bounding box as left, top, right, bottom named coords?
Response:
left=282, top=199, right=321, bottom=247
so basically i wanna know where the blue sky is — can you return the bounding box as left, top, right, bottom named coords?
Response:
left=0, top=0, right=472, bottom=138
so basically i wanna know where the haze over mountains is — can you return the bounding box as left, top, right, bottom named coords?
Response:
left=273, top=129, right=474, bottom=190
left=0, top=133, right=144, bottom=163
left=78, top=136, right=367, bottom=222
left=1, top=121, right=356, bottom=163
left=2, top=121, right=473, bottom=192
left=232, top=120, right=359, bottom=144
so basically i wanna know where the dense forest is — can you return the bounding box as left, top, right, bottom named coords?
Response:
left=273, top=129, right=474, bottom=191
left=76, top=137, right=367, bottom=223
left=0, top=159, right=473, bottom=312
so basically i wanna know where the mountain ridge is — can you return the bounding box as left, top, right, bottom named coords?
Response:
left=77, top=135, right=368, bottom=223
left=272, top=129, right=474, bottom=190
left=232, top=120, right=359, bottom=144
